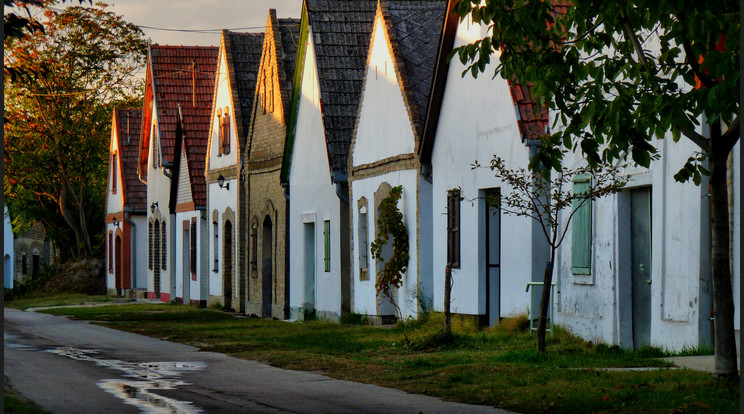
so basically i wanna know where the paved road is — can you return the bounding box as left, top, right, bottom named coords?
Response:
left=5, top=308, right=510, bottom=414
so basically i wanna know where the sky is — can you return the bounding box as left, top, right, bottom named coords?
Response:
left=39, top=0, right=302, bottom=46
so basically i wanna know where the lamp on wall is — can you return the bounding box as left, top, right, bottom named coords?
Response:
left=112, top=217, right=119, bottom=228
left=150, top=202, right=158, bottom=214
left=217, top=174, right=229, bottom=190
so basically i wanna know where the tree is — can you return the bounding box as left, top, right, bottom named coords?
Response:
left=370, top=185, right=410, bottom=327
left=453, top=1, right=739, bottom=377
left=476, top=158, right=627, bottom=352
left=4, top=1, right=147, bottom=258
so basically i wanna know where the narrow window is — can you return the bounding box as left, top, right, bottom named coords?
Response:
left=571, top=175, right=592, bottom=275
left=222, top=108, right=231, bottom=155
left=190, top=219, right=197, bottom=276
left=216, top=109, right=223, bottom=156
left=152, top=124, right=159, bottom=168
left=111, top=153, right=118, bottom=193
left=148, top=221, right=153, bottom=270
left=22, top=254, right=27, bottom=275
left=108, top=231, right=113, bottom=273
left=358, top=205, right=368, bottom=276
left=161, top=221, right=167, bottom=270
left=251, top=221, right=258, bottom=272
left=213, top=220, right=219, bottom=272
left=447, top=190, right=461, bottom=268
left=324, top=220, right=331, bottom=272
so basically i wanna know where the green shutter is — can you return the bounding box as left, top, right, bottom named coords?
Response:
left=324, top=220, right=331, bottom=272
left=571, top=175, right=592, bottom=275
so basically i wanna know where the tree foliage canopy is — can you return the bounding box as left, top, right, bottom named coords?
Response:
left=452, top=0, right=739, bottom=174
left=4, top=1, right=147, bottom=258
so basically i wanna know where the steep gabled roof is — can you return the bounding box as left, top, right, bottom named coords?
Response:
left=149, top=45, right=219, bottom=164
left=380, top=0, right=447, bottom=140
left=277, top=17, right=302, bottom=125
left=306, top=0, right=378, bottom=176
left=223, top=31, right=265, bottom=147
left=418, top=0, right=552, bottom=165
left=114, top=108, right=146, bottom=211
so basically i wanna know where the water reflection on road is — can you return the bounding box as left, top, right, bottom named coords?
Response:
left=47, top=347, right=205, bottom=413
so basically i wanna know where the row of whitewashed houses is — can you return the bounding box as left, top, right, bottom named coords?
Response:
left=105, top=0, right=741, bottom=351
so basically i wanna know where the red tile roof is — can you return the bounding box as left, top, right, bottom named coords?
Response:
left=507, top=81, right=548, bottom=142
left=114, top=108, right=146, bottom=211
left=149, top=45, right=218, bottom=207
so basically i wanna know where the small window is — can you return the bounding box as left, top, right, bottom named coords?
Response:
left=111, top=153, right=118, bottom=193
left=161, top=221, right=167, bottom=270
left=213, top=220, right=219, bottom=272
left=22, top=254, right=27, bottom=275
left=190, top=219, right=197, bottom=276
left=108, top=231, right=113, bottom=273
left=152, top=124, right=159, bottom=168
left=148, top=221, right=153, bottom=270
left=324, top=220, right=331, bottom=272
left=358, top=204, right=368, bottom=278
left=251, top=221, right=258, bottom=272
left=571, top=175, right=592, bottom=275
left=221, top=108, right=231, bottom=155
left=216, top=109, right=223, bottom=156
left=447, top=190, right=461, bottom=268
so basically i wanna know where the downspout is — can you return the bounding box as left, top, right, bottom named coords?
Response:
left=333, top=171, right=349, bottom=203
left=282, top=181, right=290, bottom=318
left=333, top=171, right=351, bottom=314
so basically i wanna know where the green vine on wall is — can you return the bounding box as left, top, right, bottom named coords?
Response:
left=370, top=185, right=409, bottom=303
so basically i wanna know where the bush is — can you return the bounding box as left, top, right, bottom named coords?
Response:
left=4, top=257, right=105, bottom=301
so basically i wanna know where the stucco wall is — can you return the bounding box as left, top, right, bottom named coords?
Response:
left=208, top=49, right=239, bottom=171
left=207, top=181, right=239, bottom=305
left=287, top=35, right=346, bottom=321
left=429, top=18, right=535, bottom=321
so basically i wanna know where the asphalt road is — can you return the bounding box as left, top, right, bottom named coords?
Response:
left=4, top=308, right=511, bottom=414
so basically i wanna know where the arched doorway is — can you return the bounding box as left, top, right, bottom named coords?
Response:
left=223, top=220, right=233, bottom=310
left=115, top=235, right=123, bottom=292
left=261, top=215, right=273, bottom=318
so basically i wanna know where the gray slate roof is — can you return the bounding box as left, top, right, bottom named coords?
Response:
left=225, top=31, right=264, bottom=147
left=383, top=0, right=447, bottom=136
left=306, top=0, right=377, bottom=175
left=278, top=18, right=301, bottom=125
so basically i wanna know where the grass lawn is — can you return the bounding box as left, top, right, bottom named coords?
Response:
left=4, top=293, right=116, bottom=310
left=30, top=302, right=738, bottom=413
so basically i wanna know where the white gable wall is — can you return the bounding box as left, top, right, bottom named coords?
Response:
left=352, top=18, right=415, bottom=167
left=145, top=100, right=175, bottom=301
left=207, top=181, right=238, bottom=300
left=288, top=29, right=344, bottom=320
left=429, top=17, right=535, bottom=320
left=208, top=48, right=239, bottom=171
left=350, top=15, right=423, bottom=320
left=106, top=118, right=125, bottom=215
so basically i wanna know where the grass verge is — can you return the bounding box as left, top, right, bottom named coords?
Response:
left=33, top=303, right=738, bottom=414
left=5, top=293, right=115, bottom=310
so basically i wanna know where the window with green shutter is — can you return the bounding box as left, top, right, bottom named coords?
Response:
left=324, top=220, right=331, bottom=272
left=571, top=175, right=592, bottom=275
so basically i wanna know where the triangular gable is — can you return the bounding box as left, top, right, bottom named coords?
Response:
left=114, top=108, right=146, bottom=211
left=247, top=9, right=301, bottom=158
left=419, top=0, right=559, bottom=165
left=282, top=0, right=377, bottom=182
left=378, top=0, right=446, bottom=142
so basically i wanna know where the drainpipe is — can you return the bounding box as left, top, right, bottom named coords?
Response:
left=161, top=161, right=173, bottom=179
left=333, top=171, right=349, bottom=203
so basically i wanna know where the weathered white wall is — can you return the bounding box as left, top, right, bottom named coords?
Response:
left=207, top=181, right=238, bottom=299
left=207, top=48, right=239, bottom=171
left=106, top=117, right=125, bottom=215
left=555, top=127, right=711, bottom=351
left=174, top=210, right=206, bottom=303
left=145, top=101, right=174, bottom=301
left=429, top=17, right=534, bottom=320
left=288, top=31, right=344, bottom=320
left=352, top=18, right=415, bottom=167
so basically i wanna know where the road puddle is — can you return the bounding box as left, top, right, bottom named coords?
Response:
left=4, top=333, right=38, bottom=351
left=47, top=347, right=205, bottom=413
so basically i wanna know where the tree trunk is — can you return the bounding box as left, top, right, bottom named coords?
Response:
left=536, top=257, right=554, bottom=353
left=59, top=182, right=85, bottom=256
left=444, top=265, right=452, bottom=334
left=708, top=147, right=738, bottom=378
